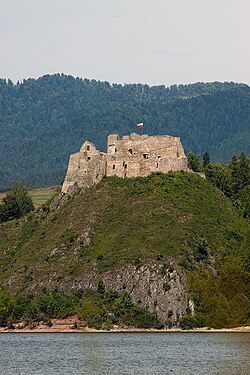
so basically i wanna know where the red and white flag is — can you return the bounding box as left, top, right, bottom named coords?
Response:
left=136, top=122, right=144, bottom=129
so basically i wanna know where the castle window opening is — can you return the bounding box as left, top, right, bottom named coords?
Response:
left=156, top=163, right=159, bottom=168
left=115, top=148, right=117, bottom=153
left=124, top=164, right=127, bottom=169
left=177, top=151, right=179, bottom=157
left=128, top=148, right=132, bottom=154
left=113, top=164, right=115, bottom=169
left=158, top=155, right=161, bottom=159
left=143, top=153, right=149, bottom=159
left=86, top=145, right=90, bottom=151
left=87, top=157, right=91, bottom=160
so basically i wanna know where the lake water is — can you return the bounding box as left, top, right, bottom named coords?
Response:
left=0, top=332, right=249, bottom=375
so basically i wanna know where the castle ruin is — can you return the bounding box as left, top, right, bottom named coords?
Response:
left=62, top=133, right=188, bottom=193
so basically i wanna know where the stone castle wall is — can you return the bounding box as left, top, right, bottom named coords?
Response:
left=62, top=141, right=106, bottom=193
left=106, top=133, right=187, bottom=178
left=62, top=133, right=188, bottom=193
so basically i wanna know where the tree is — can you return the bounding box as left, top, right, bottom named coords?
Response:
left=187, top=152, right=201, bottom=172
left=0, top=183, right=34, bottom=222
left=205, top=163, right=232, bottom=197
left=229, top=153, right=250, bottom=195
left=202, top=152, right=210, bottom=168
left=238, top=152, right=250, bottom=190
left=237, top=185, right=250, bottom=219
left=229, top=154, right=240, bottom=195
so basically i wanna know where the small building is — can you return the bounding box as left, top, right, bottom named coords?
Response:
left=62, top=133, right=188, bottom=193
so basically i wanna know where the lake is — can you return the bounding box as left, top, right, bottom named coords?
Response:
left=0, top=332, right=249, bottom=374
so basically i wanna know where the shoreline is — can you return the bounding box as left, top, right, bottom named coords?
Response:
left=1, top=325, right=250, bottom=334
left=1, top=314, right=249, bottom=334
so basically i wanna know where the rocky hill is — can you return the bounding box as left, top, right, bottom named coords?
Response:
left=1, top=172, right=249, bottom=328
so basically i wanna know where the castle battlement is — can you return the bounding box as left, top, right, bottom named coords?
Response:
left=62, top=133, right=188, bottom=193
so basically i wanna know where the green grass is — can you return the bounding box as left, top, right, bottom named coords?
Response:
left=32, top=195, right=52, bottom=201
left=0, top=172, right=245, bottom=293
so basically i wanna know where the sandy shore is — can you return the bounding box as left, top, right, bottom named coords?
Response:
left=1, top=327, right=250, bottom=333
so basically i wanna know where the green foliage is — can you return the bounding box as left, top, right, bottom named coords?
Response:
left=205, top=163, right=232, bottom=197
left=229, top=152, right=250, bottom=195
left=179, top=313, right=206, bottom=329
left=0, top=289, right=79, bottom=326
left=0, top=76, right=249, bottom=190
left=193, top=237, right=209, bottom=262
left=0, top=172, right=250, bottom=329
left=203, top=153, right=250, bottom=220
left=97, top=279, right=105, bottom=297
left=187, top=152, right=202, bottom=172
left=237, top=185, right=250, bottom=219
left=189, top=227, right=250, bottom=328
left=0, top=183, right=34, bottom=222
left=202, top=152, right=210, bottom=168
left=0, top=286, right=164, bottom=329
left=123, top=306, right=164, bottom=329
left=179, top=315, right=197, bottom=329
left=77, top=295, right=106, bottom=329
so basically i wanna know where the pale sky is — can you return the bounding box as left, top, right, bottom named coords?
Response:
left=1, top=0, right=250, bottom=86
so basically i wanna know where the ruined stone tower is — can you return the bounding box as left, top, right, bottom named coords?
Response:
left=62, top=133, right=188, bottom=193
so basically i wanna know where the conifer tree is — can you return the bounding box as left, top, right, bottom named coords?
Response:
left=238, top=152, right=250, bottom=189
left=188, top=152, right=201, bottom=172
left=202, top=152, right=210, bottom=168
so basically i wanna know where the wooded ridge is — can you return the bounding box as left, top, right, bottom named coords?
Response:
left=0, top=75, right=249, bottom=189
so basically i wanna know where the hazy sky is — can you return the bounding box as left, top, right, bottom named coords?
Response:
left=1, top=0, right=250, bottom=86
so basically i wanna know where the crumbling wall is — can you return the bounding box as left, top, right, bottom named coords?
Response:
left=62, top=133, right=188, bottom=193
left=62, top=141, right=106, bottom=193
left=106, top=133, right=188, bottom=178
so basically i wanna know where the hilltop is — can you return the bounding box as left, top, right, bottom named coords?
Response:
left=1, top=172, right=249, bottom=328
left=0, top=75, right=250, bottom=189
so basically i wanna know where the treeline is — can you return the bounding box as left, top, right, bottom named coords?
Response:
left=0, top=74, right=249, bottom=189
left=187, top=151, right=250, bottom=219
left=0, top=283, right=163, bottom=330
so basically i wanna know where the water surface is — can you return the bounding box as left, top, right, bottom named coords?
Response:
left=0, top=332, right=249, bottom=374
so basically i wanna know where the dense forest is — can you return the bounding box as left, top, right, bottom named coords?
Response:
left=0, top=74, right=249, bottom=189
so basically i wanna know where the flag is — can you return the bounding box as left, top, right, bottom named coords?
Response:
left=136, top=122, right=144, bottom=129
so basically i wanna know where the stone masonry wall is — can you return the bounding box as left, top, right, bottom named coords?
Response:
left=62, top=133, right=188, bottom=193
left=62, top=141, right=106, bottom=193
left=106, top=133, right=188, bottom=178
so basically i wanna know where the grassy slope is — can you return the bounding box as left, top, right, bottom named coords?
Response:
left=0, top=172, right=244, bottom=294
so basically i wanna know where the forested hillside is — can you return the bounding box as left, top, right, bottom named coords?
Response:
left=0, top=75, right=249, bottom=189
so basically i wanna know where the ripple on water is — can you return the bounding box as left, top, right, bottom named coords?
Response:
left=0, top=332, right=249, bottom=375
